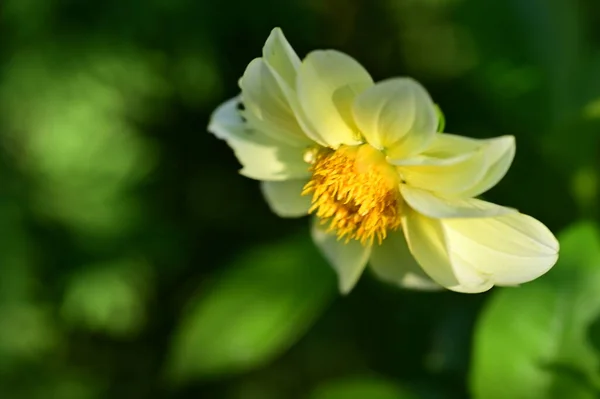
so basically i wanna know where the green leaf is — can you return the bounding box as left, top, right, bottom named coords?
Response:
left=435, top=104, right=446, bottom=133
left=471, top=222, right=600, bottom=399
left=165, top=233, right=336, bottom=383
left=310, top=376, right=419, bottom=399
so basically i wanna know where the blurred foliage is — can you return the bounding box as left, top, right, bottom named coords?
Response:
left=0, top=0, right=599, bottom=398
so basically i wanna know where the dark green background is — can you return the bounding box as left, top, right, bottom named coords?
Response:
left=1, top=0, right=599, bottom=398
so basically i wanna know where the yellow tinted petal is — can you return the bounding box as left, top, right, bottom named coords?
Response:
left=260, top=179, right=311, bottom=218
left=297, top=50, right=373, bottom=148
left=240, top=59, right=310, bottom=146
left=208, top=97, right=309, bottom=181
left=352, top=78, right=438, bottom=156
left=443, top=212, right=559, bottom=286
left=400, top=186, right=515, bottom=219
left=262, top=27, right=301, bottom=88
left=311, top=218, right=371, bottom=294
left=402, top=209, right=494, bottom=293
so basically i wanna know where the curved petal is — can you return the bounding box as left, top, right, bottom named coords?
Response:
left=402, top=208, right=559, bottom=293
left=260, top=179, right=311, bottom=217
left=262, top=27, right=301, bottom=88
left=296, top=50, right=373, bottom=148
left=311, top=218, right=371, bottom=294
left=402, top=209, right=494, bottom=293
left=442, top=212, right=559, bottom=286
left=400, top=186, right=515, bottom=219
left=369, top=230, right=441, bottom=290
left=352, top=78, right=438, bottom=157
left=208, top=97, right=310, bottom=181
left=240, top=58, right=310, bottom=146
left=393, top=134, right=515, bottom=197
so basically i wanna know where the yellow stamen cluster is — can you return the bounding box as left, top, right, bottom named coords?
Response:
left=302, top=145, right=403, bottom=245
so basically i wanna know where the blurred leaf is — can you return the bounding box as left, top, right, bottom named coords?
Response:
left=60, top=259, right=152, bottom=338
left=165, top=233, right=336, bottom=383
left=471, top=222, right=600, bottom=399
left=310, top=376, right=419, bottom=399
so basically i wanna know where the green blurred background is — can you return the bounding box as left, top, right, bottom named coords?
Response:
left=1, top=0, right=599, bottom=398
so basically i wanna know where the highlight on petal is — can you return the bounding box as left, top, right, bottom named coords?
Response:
left=402, top=208, right=559, bottom=293
left=208, top=97, right=310, bottom=181
left=402, top=209, right=496, bottom=293
left=311, top=218, right=372, bottom=294
left=262, top=27, right=301, bottom=88
left=240, top=58, right=310, bottom=147
left=297, top=50, right=373, bottom=148
left=369, top=230, right=441, bottom=290
left=352, top=78, right=438, bottom=157
left=442, top=212, right=559, bottom=286
left=260, top=179, right=311, bottom=218
left=400, top=185, right=515, bottom=219
left=394, top=134, right=515, bottom=197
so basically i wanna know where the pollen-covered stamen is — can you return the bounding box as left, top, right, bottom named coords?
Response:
left=302, top=145, right=403, bottom=245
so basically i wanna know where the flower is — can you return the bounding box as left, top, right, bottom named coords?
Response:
left=208, top=27, right=559, bottom=294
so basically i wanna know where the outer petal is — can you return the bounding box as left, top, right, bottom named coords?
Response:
left=262, top=27, right=301, bottom=88
left=260, top=179, right=311, bottom=218
left=442, top=212, right=559, bottom=286
left=208, top=97, right=310, bottom=181
left=352, top=78, right=438, bottom=157
left=311, top=218, right=371, bottom=294
left=393, top=134, right=515, bottom=197
left=402, top=208, right=559, bottom=293
left=400, top=186, right=515, bottom=219
left=240, top=58, right=310, bottom=146
left=296, top=50, right=373, bottom=148
left=369, top=230, right=441, bottom=290
left=402, top=209, right=494, bottom=293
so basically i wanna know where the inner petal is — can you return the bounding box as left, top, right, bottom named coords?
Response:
left=302, top=144, right=403, bottom=245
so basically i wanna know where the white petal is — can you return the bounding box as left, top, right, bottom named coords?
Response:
left=442, top=212, right=559, bottom=286
left=262, top=27, right=301, bottom=88
left=260, top=179, right=311, bottom=218
left=400, top=185, right=515, bottom=219
left=240, top=58, right=310, bottom=146
left=402, top=209, right=494, bottom=293
left=296, top=50, right=373, bottom=148
left=393, top=134, right=515, bottom=197
left=369, top=230, right=441, bottom=290
left=311, top=218, right=371, bottom=294
left=208, top=97, right=310, bottom=181
left=352, top=78, right=438, bottom=157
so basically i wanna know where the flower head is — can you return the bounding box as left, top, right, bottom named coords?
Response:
left=208, top=28, right=559, bottom=294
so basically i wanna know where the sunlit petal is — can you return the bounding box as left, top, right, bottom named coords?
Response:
left=352, top=78, right=438, bottom=157
left=400, top=185, right=515, bottom=219
left=208, top=97, right=310, bottom=181
left=297, top=50, right=373, bottom=148
left=262, top=27, right=301, bottom=88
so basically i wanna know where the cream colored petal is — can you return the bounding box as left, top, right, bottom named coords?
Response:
left=208, top=97, right=310, bottom=181
left=262, top=27, right=301, bottom=88
left=402, top=209, right=494, bottom=293
left=459, top=136, right=515, bottom=197
left=442, top=212, right=559, bottom=286
left=400, top=186, right=515, bottom=219
left=296, top=50, right=373, bottom=148
left=393, top=134, right=515, bottom=197
left=352, top=78, right=438, bottom=157
left=260, top=179, right=311, bottom=218
left=240, top=58, right=310, bottom=146
left=369, top=230, right=441, bottom=290
left=311, top=218, right=371, bottom=294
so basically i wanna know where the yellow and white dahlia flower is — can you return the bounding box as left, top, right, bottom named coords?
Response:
left=208, top=28, right=559, bottom=294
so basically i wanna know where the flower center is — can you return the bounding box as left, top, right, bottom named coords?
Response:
left=302, top=144, right=403, bottom=245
